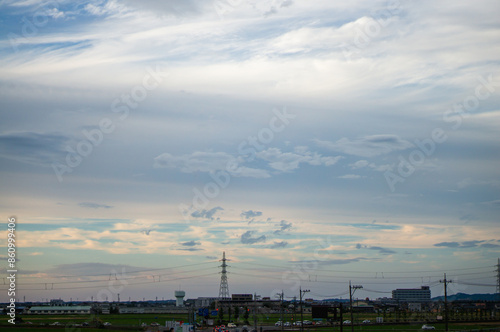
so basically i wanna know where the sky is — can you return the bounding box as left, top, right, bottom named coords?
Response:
left=0, top=0, right=499, bottom=303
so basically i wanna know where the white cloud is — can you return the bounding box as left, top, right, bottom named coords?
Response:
left=349, top=160, right=370, bottom=169
left=153, top=151, right=236, bottom=173
left=349, top=159, right=393, bottom=172
left=256, top=147, right=342, bottom=172
left=154, top=146, right=340, bottom=178
left=153, top=151, right=271, bottom=178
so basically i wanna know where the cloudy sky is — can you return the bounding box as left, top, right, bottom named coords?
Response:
left=0, top=0, right=499, bottom=303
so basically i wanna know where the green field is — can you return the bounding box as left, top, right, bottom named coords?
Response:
left=1, top=313, right=499, bottom=332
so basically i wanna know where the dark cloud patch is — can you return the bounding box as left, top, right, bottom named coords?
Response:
left=435, top=240, right=488, bottom=248
left=79, top=202, right=112, bottom=209
left=434, top=242, right=460, bottom=248
left=356, top=243, right=396, bottom=254
left=241, top=231, right=266, bottom=244
left=241, top=210, right=262, bottom=220
left=0, top=132, right=71, bottom=167
left=459, top=214, right=478, bottom=223
left=269, top=241, right=288, bottom=249
left=206, top=256, right=218, bottom=260
left=191, top=207, right=223, bottom=220
left=315, top=135, right=412, bottom=157
left=481, top=243, right=500, bottom=248
left=176, top=248, right=203, bottom=251
left=181, top=241, right=201, bottom=247
left=349, top=223, right=400, bottom=230
left=370, top=246, right=397, bottom=254
left=274, top=220, right=292, bottom=234
left=461, top=240, right=483, bottom=248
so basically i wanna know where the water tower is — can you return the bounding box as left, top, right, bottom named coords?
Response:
left=174, top=290, right=185, bottom=307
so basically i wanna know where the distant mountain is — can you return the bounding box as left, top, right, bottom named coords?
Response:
left=432, top=293, right=499, bottom=302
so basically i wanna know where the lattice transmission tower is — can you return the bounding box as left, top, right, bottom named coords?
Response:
left=219, top=251, right=230, bottom=299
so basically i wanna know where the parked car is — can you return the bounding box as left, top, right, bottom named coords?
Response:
left=293, top=321, right=302, bottom=326
left=422, top=325, right=435, bottom=330
left=302, top=320, right=312, bottom=325
left=103, top=322, right=112, bottom=326
left=362, top=319, right=371, bottom=324
left=275, top=321, right=282, bottom=326
left=228, top=323, right=237, bottom=328
left=151, top=322, right=160, bottom=326
left=284, top=322, right=291, bottom=327
left=342, top=320, right=351, bottom=325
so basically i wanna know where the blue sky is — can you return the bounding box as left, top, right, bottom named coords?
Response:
left=0, top=0, right=499, bottom=303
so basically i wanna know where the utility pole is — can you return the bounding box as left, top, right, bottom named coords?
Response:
left=253, top=293, right=258, bottom=332
left=496, top=258, right=500, bottom=301
left=349, top=281, right=363, bottom=332
left=293, top=296, right=296, bottom=326
left=276, top=291, right=284, bottom=332
left=339, top=304, right=343, bottom=332
left=299, top=287, right=310, bottom=332
left=440, top=273, right=452, bottom=332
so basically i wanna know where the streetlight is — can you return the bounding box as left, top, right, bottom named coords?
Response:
left=299, top=287, right=310, bottom=332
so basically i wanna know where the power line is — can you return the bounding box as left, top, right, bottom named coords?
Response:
left=16, top=261, right=219, bottom=279
left=5, top=266, right=220, bottom=287
left=1, top=272, right=220, bottom=291
left=236, top=261, right=495, bottom=278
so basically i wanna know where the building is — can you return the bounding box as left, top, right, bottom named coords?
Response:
left=175, top=290, right=186, bottom=307
left=194, top=297, right=218, bottom=307
left=28, top=306, right=91, bottom=315
left=392, top=286, right=431, bottom=303
left=231, top=294, right=253, bottom=302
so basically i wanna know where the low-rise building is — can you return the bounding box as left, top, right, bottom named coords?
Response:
left=28, top=305, right=91, bottom=315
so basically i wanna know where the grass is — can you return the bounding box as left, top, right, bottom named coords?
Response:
left=1, top=313, right=499, bottom=332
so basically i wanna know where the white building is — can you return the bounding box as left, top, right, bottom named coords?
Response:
left=28, top=306, right=91, bottom=314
